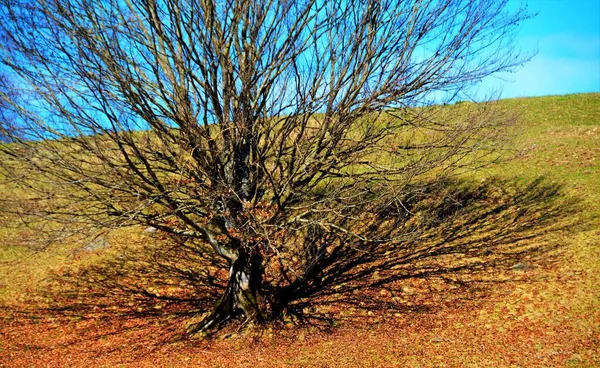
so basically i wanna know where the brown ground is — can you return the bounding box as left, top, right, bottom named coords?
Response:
left=2, top=244, right=598, bottom=367
left=2, top=94, right=599, bottom=367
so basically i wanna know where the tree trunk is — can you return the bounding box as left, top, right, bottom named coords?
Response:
left=187, top=250, right=264, bottom=334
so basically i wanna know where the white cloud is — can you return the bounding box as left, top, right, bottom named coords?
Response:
left=479, top=34, right=600, bottom=98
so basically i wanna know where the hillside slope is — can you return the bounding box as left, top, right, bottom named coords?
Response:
left=1, top=93, right=599, bottom=367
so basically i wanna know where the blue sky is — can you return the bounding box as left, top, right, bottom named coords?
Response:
left=481, top=0, right=600, bottom=99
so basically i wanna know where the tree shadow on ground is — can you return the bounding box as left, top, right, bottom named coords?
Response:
left=272, top=177, right=583, bottom=326
left=1, top=177, right=584, bottom=356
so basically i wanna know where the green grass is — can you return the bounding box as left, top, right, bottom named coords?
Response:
left=0, top=93, right=599, bottom=367
left=491, top=94, right=600, bottom=201
left=2, top=93, right=599, bottom=301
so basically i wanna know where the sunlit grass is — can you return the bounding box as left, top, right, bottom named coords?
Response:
left=2, top=93, right=599, bottom=303
left=1, top=93, right=598, bottom=366
left=0, top=93, right=600, bottom=367
left=485, top=93, right=600, bottom=212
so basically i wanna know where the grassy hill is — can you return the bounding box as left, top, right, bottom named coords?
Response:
left=0, top=93, right=598, bottom=367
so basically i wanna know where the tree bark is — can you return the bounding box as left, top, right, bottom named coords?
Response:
left=188, top=249, right=264, bottom=334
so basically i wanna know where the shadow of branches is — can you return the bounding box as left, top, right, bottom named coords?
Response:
left=272, top=177, right=583, bottom=324
left=20, top=177, right=582, bottom=342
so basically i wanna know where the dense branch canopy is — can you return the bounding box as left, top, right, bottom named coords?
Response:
left=0, top=0, right=529, bottom=326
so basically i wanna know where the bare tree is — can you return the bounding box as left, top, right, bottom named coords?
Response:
left=0, top=73, right=20, bottom=142
left=0, top=0, right=529, bottom=332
